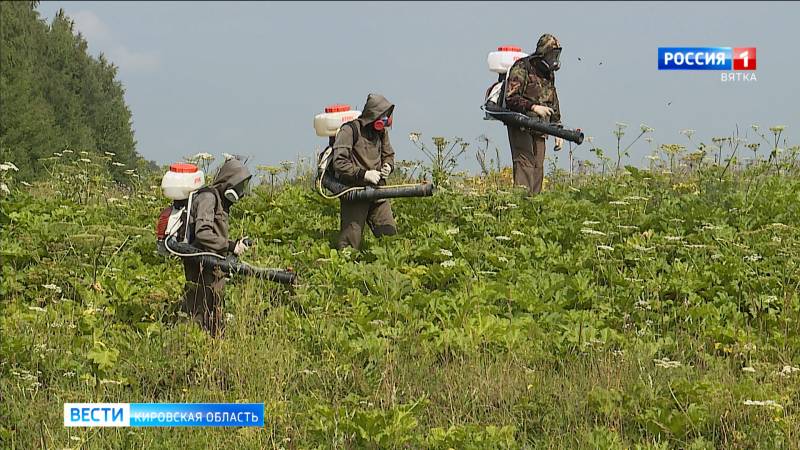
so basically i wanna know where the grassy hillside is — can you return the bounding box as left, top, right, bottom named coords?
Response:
left=1, top=146, right=798, bottom=448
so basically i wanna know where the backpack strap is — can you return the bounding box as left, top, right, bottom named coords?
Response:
left=501, top=57, right=531, bottom=108
left=185, top=187, right=217, bottom=243
left=347, top=120, right=360, bottom=147
left=497, top=79, right=507, bottom=108
left=321, top=121, right=361, bottom=185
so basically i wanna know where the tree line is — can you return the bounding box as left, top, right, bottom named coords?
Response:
left=1, top=1, right=148, bottom=182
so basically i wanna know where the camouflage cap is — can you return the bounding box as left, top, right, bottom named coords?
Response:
left=534, top=34, right=561, bottom=56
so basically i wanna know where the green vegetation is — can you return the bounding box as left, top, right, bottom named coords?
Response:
left=1, top=141, right=798, bottom=448
left=1, top=3, right=799, bottom=448
left=0, top=1, right=146, bottom=183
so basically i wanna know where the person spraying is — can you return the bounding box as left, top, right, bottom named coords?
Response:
left=156, top=157, right=297, bottom=335
left=178, top=157, right=253, bottom=336
left=329, top=93, right=399, bottom=250
left=504, top=33, right=567, bottom=195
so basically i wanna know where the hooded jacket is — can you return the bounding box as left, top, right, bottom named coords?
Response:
left=331, top=94, right=395, bottom=185
left=189, top=158, right=252, bottom=255
left=504, top=56, right=561, bottom=125
left=505, top=34, right=562, bottom=126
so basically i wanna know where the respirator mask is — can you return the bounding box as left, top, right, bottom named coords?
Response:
left=224, top=177, right=251, bottom=203
left=373, top=115, right=393, bottom=132
left=540, top=47, right=562, bottom=72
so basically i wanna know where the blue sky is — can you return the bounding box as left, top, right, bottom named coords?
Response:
left=38, top=1, right=799, bottom=171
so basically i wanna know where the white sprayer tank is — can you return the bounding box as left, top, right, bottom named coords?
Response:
left=161, top=163, right=205, bottom=200
left=487, top=46, right=528, bottom=74
left=314, top=104, right=362, bottom=137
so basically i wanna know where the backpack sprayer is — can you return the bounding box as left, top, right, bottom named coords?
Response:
left=155, top=163, right=297, bottom=285
left=482, top=46, right=584, bottom=145
left=313, top=104, right=436, bottom=201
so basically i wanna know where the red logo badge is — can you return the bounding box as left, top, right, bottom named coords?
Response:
left=733, top=47, right=756, bottom=71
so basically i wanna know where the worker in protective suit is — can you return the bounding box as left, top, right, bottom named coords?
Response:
left=181, top=157, right=252, bottom=336
left=330, top=93, right=397, bottom=250
left=504, top=33, right=564, bottom=195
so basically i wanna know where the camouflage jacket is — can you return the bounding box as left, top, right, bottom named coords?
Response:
left=504, top=57, right=561, bottom=124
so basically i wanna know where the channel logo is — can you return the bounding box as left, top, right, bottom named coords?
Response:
left=64, top=403, right=265, bottom=427
left=658, top=47, right=756, bottom=71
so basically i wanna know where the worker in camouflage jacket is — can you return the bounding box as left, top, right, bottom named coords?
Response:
left=330, top=93, right=397, bottom=250
left=181, top=157, right=252, bottom=336
left=504, top=33, right=564, bottom=195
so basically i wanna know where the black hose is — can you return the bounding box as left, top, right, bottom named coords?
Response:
left=322, top=173, right=436, bottom=201
left=203, top=256, right=298, bottom=285
left=484, top=104, right=584, bottom=144
left=164, top=238, right=297, bottom=285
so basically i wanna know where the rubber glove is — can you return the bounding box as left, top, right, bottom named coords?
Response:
left=380, top=163, right=392, bottom=178
left=233, top=238, right=250, bottom=256
left=364, top=170, right=381, bottom=185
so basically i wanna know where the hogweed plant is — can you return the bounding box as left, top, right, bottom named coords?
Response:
left=409, top=133, right=470, bottom=186
left=660, top=144, right=685, bottom=175
left=257, top=165, right=287, bottom=196
left=746, top=142, right=761, bottom=167
left=768, top=125, right=786, bottom=165
left=613, top=122, right=627, bottom=172
left=475, top=135, right=504, bottom=189
left=0, top=160, right=19, bottom=197
left=589, top=147, right=611, bottom=175
left=184, top=152, right=215, bottom=175
left=611, top=122, right=654, bottom=172
left=680, top=128, right=696, bottom=143
left=394, top=159, right=424, bottom=183
left=719, top=127, right=743, bottom=180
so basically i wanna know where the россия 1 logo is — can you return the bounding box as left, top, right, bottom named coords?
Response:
left=658, top=47, right=757, bottom=82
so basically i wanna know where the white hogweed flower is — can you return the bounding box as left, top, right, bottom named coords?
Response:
left=743, top=400, right=782, bottom=409
left=581, top=228, right=606, bottom=236
left=653, top=358, right=681, bottom=369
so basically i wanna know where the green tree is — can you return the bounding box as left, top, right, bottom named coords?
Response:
left=0, top=2, right=141, bottom=183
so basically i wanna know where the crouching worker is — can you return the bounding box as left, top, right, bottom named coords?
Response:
left=181, top=158, right=252, bottom=336
left=330, top=93, right=397, bottom=250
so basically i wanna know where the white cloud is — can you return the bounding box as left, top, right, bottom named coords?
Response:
left=68, top=10, right=159, bottom=73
